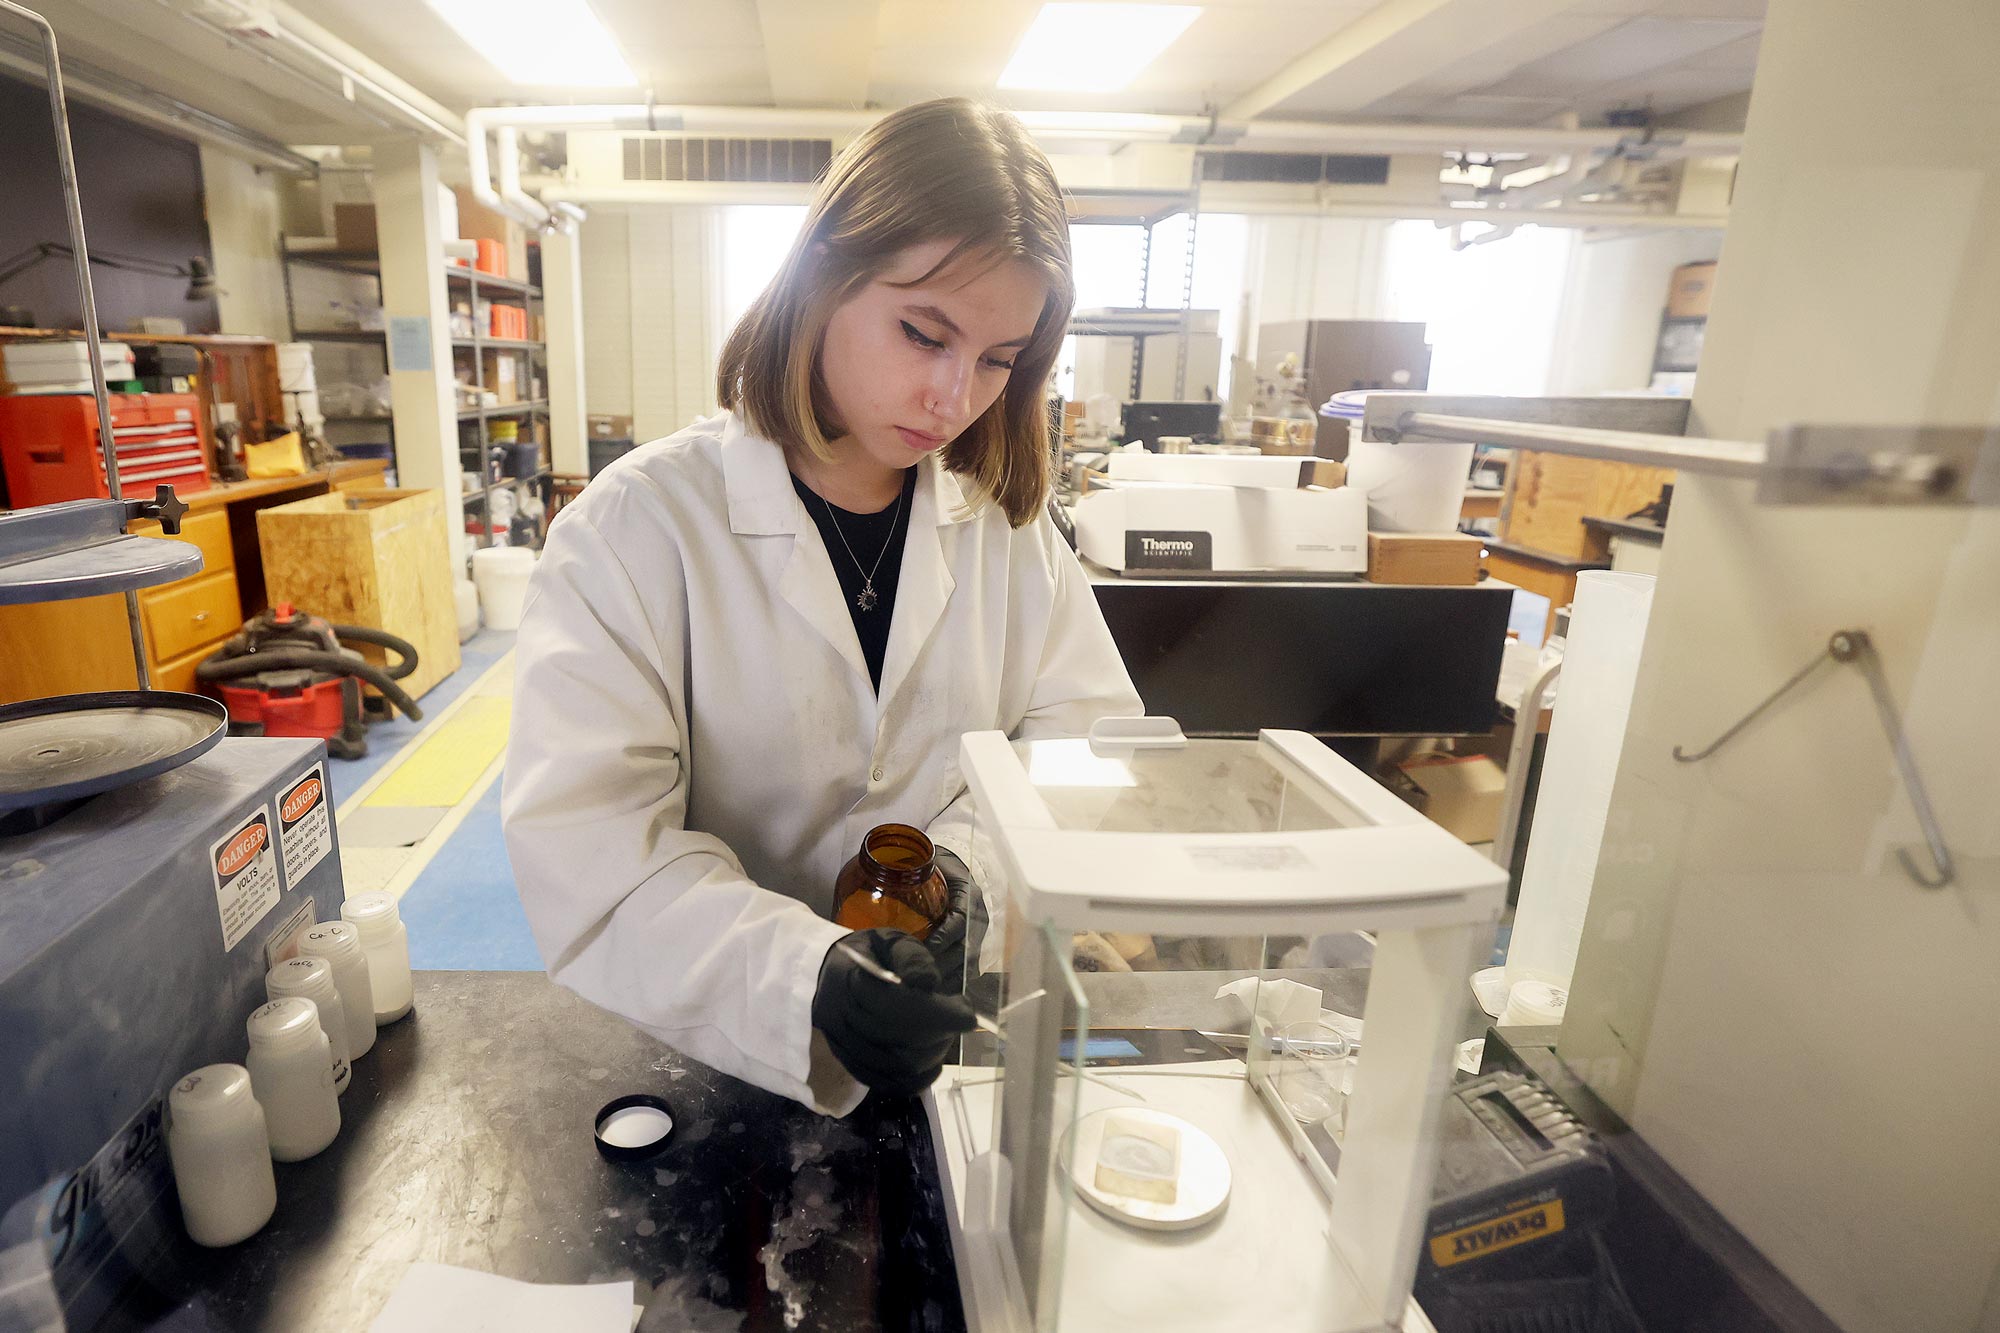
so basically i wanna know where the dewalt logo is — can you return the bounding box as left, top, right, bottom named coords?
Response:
left=1429, top=1199, right=1566, bottom=1268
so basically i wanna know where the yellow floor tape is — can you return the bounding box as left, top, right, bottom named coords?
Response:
left=362, top=694, right=512, bottom=809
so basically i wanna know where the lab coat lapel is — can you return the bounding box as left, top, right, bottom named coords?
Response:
left=877, top=459, right=966, bottom=711
left=721, top=415, right=871, bottom=686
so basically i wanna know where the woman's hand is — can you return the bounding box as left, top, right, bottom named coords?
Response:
left=813, top=929, right=976, bottom=1096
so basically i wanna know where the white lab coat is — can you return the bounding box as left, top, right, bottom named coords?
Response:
left=502, top=411, right=1140, bottom=1116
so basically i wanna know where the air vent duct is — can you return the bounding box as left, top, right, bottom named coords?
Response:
left=1198, top=151, right=1391, bottom=185
left=620, top=137, right=833, bottom=184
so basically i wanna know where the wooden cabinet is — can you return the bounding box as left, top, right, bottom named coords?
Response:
left=0, top=509, right=242, bottom=705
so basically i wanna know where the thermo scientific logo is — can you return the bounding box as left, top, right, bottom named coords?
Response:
left=1124, top=529, right=1211, bottom=570
left=217, top=822, right=268, bottom=877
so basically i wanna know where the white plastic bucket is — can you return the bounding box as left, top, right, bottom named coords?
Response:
left=470, top=547, right=535, bottom=631
left=1322, top=390, right=1473, bottom=534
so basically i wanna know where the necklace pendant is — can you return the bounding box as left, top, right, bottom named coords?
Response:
left=855, top=582, right=878, bottom=612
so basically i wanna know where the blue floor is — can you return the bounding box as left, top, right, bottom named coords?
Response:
left=399, top=775, right=545, bottom=970
left=322, top=628, right=516, bottom=807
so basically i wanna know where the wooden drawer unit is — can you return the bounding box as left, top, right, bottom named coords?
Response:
left=131, top=509, right=233, bottom=576
left=140, top=571, right=240, bottom=663
left=151, top=640, right=218, bottom=696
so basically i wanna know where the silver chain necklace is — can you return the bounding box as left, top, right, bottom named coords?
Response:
left=811, top=482, right=905, bottom=612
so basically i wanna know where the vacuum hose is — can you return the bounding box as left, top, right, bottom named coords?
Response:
left=331, top=624, right=420, bottom=680
left=195, top=649, right=423, bottom=722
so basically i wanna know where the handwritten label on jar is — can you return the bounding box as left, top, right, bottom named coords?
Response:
left=211, top=809, right=280, bottom=951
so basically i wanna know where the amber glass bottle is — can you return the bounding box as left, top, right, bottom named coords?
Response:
left=833, top=824, right=950, bottom=940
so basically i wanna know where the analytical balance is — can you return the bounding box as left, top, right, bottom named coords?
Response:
left=928, top=717, right=1506, bottom=1332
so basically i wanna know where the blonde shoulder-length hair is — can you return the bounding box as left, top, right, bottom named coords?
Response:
left=716, top=98, right=1072, bottom=528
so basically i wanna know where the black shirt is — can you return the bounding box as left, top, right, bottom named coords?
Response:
left=790, top=467, right=916, bottom=692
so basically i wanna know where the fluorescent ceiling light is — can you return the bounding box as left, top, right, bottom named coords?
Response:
left=999, top=3, right=1201, bottom=93
left=426, top=0, right=635, bottom=87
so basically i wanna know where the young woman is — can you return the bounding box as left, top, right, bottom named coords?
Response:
left=503, top=98, right=1140, bottom=1118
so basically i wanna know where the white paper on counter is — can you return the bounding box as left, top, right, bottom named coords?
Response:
left=368, top=1262, right=635, bottom=1333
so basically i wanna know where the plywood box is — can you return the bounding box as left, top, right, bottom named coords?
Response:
left=257, top=489, right=460, bottom=701
left=1500, top=451, right=1674, bottom=562
left=1366, top=531, right=1483, bottom=586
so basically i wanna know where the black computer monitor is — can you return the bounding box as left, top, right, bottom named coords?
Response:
left=1121, top=401, right=1222, bottom=451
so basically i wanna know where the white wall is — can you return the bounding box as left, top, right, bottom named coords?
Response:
left=1545, top=229, right=1723, bottom=395
left=198, top=145, right=289, bottom=340
left=577, top=206, right=722, bottom=439
left=1243, top=215, right=1398, bottom=336
left=579, top=210, right=633, bottom=419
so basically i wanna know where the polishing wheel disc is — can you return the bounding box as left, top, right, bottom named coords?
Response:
left=0, top=691, right=228, bottom=813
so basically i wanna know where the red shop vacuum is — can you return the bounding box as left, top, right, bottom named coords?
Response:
left=196, top=604, right=422, bottom=759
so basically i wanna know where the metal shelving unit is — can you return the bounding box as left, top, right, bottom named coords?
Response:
left=451, top=261, right=548, bottom=550
left=279, top=240, right=554, bottom=550
left=458, top=399, right=547, bottom=421
left=280, top=236, right=393, bottom=454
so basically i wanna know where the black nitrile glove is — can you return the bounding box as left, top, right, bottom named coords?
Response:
left=813, top=928, right=976, bottom=1096
left=927, top=849, right=974, bottom=994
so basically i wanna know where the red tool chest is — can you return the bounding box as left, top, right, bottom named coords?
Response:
left=0, top=392, right=212, bottom=508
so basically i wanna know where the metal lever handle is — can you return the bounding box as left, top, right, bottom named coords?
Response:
left=1673, top=629, right=1954, bottom=889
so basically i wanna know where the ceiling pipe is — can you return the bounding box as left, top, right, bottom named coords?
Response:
left=496, top=125, right=551, bottom=228
left=467, top=102, right=1744, bottom=227
left=465, top=110, right=536, bottom=229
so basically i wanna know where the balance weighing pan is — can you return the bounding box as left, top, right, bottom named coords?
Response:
left=0, top=691, right=228, bottom=814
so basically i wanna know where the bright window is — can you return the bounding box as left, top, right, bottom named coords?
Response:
left=1379, top=220, right=1575, bottom=395
left=719, top=205, right=808, bottom=335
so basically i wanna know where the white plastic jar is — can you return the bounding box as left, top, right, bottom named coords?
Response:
left=244, top=998, right=340, bottom=1161
left=341, top=892, right=414, bottom=1024
left=297, top=921, right=377, bottom=1059
left=265, top=957, right=351, bottom=1096
left=165, top=1064, right=277, bottom=1247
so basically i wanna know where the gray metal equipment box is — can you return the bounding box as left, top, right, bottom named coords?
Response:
left=0, top=737, right=347, bottom=1211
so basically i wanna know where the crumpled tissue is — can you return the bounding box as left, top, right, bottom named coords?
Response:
left=1214, top=978, right=1364, bottom=1045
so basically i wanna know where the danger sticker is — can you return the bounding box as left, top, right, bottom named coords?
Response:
left=278, top=763, right=333, bottom=886
left=1429, top=1198, right=1567, bottom=1269
left=211, top=808, right=281, bottom=952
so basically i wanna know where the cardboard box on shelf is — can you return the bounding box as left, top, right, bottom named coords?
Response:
left=1386, top=753, right=1507, bottom=845
left=333, top=204, right=378, bottom=254
left=1666, top=260, right=1718, bottom=319
left=1366, top=532, right=1483, bottom=586
left=480, top=351, right=520, bottom=404
left=588, top=414, right=634, bottom=440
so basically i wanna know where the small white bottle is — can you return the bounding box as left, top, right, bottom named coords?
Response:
left=265, top=957, right=351, bottom=1097
left=340, top=892, right=413, bottom=1024
left=244, top=998, right=340, bottom=1161
left=298, top=921, right=376, bottom=1059
left=166, top=1064, right=278, bottom=1247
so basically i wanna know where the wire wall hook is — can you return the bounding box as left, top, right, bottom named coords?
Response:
left=1672, top=629, right=1955, bottom=890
